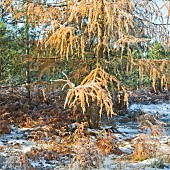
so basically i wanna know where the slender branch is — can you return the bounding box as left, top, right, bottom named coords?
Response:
left=134, top=16, right=170, bottom=26
left=26, top=0, right=68, bottom=7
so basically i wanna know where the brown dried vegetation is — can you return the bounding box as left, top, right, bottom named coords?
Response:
left=0, top=89, right=124, bottom=169
left=132, top=114, right=165, bottom=161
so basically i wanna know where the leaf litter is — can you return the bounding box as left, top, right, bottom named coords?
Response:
left=0, top=88, right=170, bottom=169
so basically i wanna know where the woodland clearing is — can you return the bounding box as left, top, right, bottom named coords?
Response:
left=0, top=0, right=170, bottom=169
left=0, top=88, right=170, bottom=170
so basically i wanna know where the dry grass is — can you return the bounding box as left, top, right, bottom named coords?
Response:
left=132, top=115, right=165, bottom=161
left=3, top=152, right=34, bottom=170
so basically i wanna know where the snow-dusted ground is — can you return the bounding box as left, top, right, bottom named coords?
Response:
left=129, top=103, right=170, bottom=118
left=100, top=103, right=170, bottom=170
left=0, top=103, right=170, bottom=169
left=101, top=157, right=170, bottom=170
left=0, top=126, right=69, bottom=170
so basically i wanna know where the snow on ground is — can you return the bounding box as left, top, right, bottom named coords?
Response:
left=100, top=103, right=170, bottom=170
left=0, top=103, right=170, bottom=169
left=129, top=103, right=170, bottom=117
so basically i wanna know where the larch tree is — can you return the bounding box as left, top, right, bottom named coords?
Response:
left=2, top=0, right=170, bottom=126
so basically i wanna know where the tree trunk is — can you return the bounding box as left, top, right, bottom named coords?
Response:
left=98, top=0, right=105, bottom=60
left=85, top=100, right=100, bottom=129
left=25, top=1, right=31, bottom=106
left=85, top=0, right=105, bottom=128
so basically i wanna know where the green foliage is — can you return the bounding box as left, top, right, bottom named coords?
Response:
left=0, top=21, right=25, bottom=85
left=147, top=42, right=170, bottom=59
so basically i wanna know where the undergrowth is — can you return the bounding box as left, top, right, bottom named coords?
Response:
left=0, top=88, right=170, bottom=169
left=132, top=114, right=165, bottom=161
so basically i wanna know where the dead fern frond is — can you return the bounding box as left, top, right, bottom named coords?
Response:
left=71, top=137, right=104, bottom=170
left=132, top=112, right=166, bottom=161
left=96, top=129, right=122, bottom=155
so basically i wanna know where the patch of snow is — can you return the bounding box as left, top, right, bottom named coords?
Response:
left=129, top=103, right=170, bottom=117
left=22, top=145, right=34, bottom=153
left=7, top=139, right=33, bottom=145
left=119, top=141, right=134, bottom=154
left=127, top=158, right=170, bottom=170
left=0, top=142, right=4, bottom=146
left=119, top=147, right=133, bottom=154
left=118, top=126, right=139, bottom=134
left=100, top=125, right=113, bottom=129
left=31, top=161, right=40, bottom=168
left=19, top=126, right=42, bottom=131
left=101, top=155, right=118, bottom=170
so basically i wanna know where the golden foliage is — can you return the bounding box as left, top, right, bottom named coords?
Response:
left=3, top=0, right=169, bottom=60
left=133, top=59, right=170, bottom=92
left=64, top=67, right=128, bottom=117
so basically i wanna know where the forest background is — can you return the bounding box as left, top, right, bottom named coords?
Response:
left=0, top=0, right=170, bottom=126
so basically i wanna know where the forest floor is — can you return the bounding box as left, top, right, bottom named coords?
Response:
left=0, top=87, right=170, bottom=170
